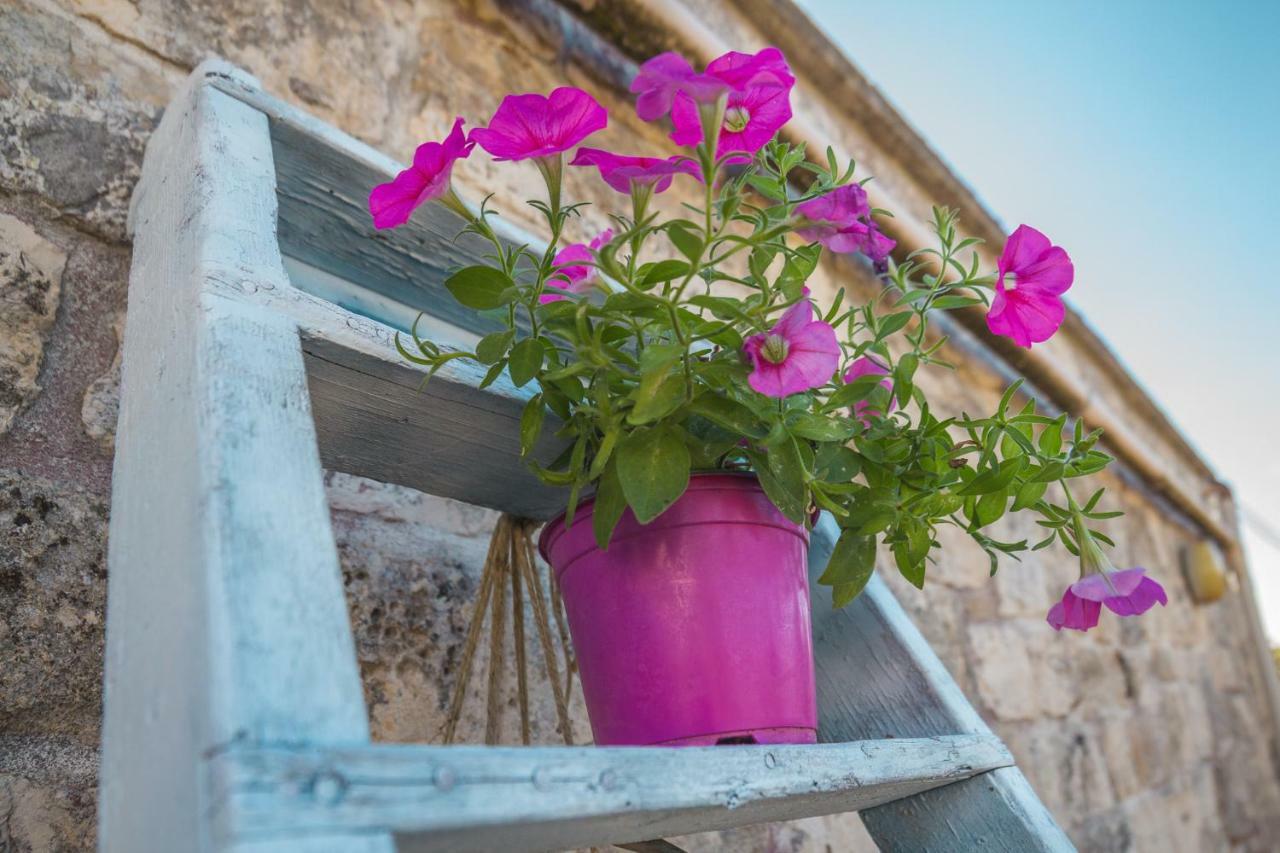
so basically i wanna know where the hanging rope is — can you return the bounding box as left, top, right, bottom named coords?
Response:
left=441, top=514, right=577, bottom=746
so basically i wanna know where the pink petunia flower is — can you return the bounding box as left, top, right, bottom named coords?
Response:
left=1047, top=568, right=1168, bottom=632
left=795, top=185, right=897, bottom=262
left=368, top=117, right=474, bottom=230
left=633, top=47, right=794, bottom=157
left=630, top=48, right=793, bottom=121
left=986, top=224, right=1074, bottom=348
left=742, top=299, right=840, bottom=397
left=630, top=53, right=727, bottom=121
left=842, top=356, right=894, bottom=424
left=542, top=229, right=614, bottom=304
left=1047, top=517, right=1166, bottom=632
left=569, top=148, right=694, bottom=195
left=469, top=88, right=607, bottom=162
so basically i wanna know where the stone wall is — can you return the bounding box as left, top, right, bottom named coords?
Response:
left=2, top=1, right=1278, bottom=850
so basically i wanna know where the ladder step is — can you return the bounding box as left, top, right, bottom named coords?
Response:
left=208, top=735, right=1012, bottom=852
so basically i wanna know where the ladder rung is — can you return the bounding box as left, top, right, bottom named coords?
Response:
left=208, top=735, right=1013, bottom=852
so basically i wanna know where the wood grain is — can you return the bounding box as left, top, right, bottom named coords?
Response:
left=103, top=60, right=390, bottom=852
left=209, top=736, right=1013, bottom=851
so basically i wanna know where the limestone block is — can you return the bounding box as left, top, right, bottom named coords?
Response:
left=968, top=619, right=1076, bottom=721
left=0, top=213, right=64, bottom=436
left=79, top=311, right=122, bottom=451
left=669, top=812, right=878, bottom=853
left=0, top=734, right=98, bottom=853
left=0, top=470, right=107, bottom=738
left=1003, top=719, right=1114, bottom=823
left=0, top=3, right=159, bottom=242
left=326, top=473, right=590, bottom=745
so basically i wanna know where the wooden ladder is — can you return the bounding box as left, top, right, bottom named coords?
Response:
left=99, top=61, right=1075, bottom=852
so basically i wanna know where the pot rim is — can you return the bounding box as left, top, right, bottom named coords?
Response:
left=538, top=470, right=798, bottom=565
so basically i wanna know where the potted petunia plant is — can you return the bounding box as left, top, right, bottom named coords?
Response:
left=369, top=47, right=1167, bottom=747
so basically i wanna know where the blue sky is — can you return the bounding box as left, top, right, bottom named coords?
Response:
left=797, top=0, right=1280, bottom=637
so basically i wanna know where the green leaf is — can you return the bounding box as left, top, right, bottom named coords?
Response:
left=814, top=444, right=861, bottom=482
left=688, top=393, right=769, bottom=440
left=893, top=539, right=926, bottom=589
left=747, top=438, right=808, bottom=524
left=639, top=259, right=690, bottom=289
left=819, top=529, right=876, bottom=607
left=788, top=413, right=858, bottom=442
left=777, top=244, right=822, bottom=298
left=667, top=224, right=703, bottom=263
left=508, top=337, right=544, bottom=387
left=475, top=329, right=514, bottom=364
left=519, top=394, right=544, bottom=458
left=928, top=295, right=983, bottom=310
left=628, top=369, right=686, bottom=424
left=958, top=456, right=1026, bottom=495
left=591, top=458, right=628, bottom=550
left=1011, top=480, right=1048, bottom=512
left=875, top=311, right=913, bottom=338
left=972, top=491, right=1008, bottom=528
left=616, top=426, right=691, bottom=523
left=1039, top=415, right=1065, bottom=456
left=823, top=372, right=889, bottom=411
left=445, top=266, right=516, bottom=310
left=895, top=353, right=918, bottom=408
left=639, top=343, right=685, bottom=373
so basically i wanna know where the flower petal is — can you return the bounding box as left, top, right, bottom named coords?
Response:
left=1047, top=588, right=1101, bottom=631
left=1103, top=575, right=1168, bottom=616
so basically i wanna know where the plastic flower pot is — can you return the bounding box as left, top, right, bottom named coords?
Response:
left=538, top=472, right=817, bottom=746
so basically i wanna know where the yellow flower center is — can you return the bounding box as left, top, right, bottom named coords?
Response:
left=724, top=106, right=751, bottom=133
left=760, top=333, right=790, bottom=364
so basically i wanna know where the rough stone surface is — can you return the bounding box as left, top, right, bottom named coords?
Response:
left=0, top=470, right=109, bottom=740
left=78, top=312, right=122, bottom=452
left=0, top=213, right=65, bottom=437
left=1, top=0, right=1279, bottom=851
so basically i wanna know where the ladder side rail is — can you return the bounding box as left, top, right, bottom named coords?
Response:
left=100, top=61, right=390, bottom=853
left=807, top=513, right=1076, bottom=851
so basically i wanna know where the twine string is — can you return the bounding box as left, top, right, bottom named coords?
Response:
left=441, top=514, right=574, bottom=747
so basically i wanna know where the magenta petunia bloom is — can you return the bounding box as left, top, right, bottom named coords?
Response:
left=569, top=148, right=693, bottom=195
left=796, top=185, right=897, bottom=262
left=542, top=228, right=614, bottom=303
left=743, top=299, right=840, bottom=397
left=632, top=47, right=794, bottom=157
left=630, top=52, right=726, bottom=121
left=1047, top=567, right=1168, bottom=632
left=368, top=117, right=474, bottom=230
left=986, top=224, right=1074, bottom=348
left=630, top=47, right=793, bottom=121
left=469, top=88, right=607, bottom=162
left=669, top=83, right=792, bottom=156
left=843, top=356, right=894, bottom=423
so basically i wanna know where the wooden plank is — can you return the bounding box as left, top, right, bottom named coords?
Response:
left=101, top=60, right=390, bottom=852
left=806, top=514, right=1076, bottom=851
left=208, top=736, right=1013, bottom=852
left=205, top=67, right=540, bottom=339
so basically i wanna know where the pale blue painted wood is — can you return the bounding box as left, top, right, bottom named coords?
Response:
left=209, top=736, right=1012, bottom=852
left=808, top=514, right=1076, bottom=851
left=101, top=61, right=390, bottom=852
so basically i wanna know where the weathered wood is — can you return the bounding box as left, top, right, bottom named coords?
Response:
left=807, top=514, right=1076, bottom=851
left=209, top=736, right=1013, bottom=852
left=101, top=61, right=390, bottom=852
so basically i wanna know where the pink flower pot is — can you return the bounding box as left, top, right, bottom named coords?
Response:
left=538, top=472, right=817, bottom=746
